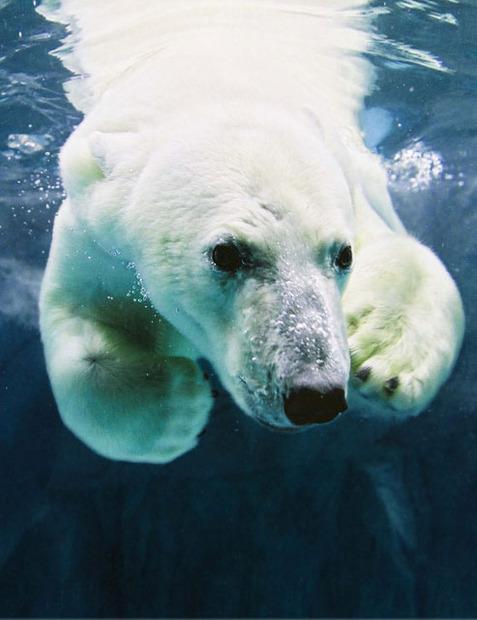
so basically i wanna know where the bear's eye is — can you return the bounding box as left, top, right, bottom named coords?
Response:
left=335, top=244, right=353, bottom=271
left=211, top=241, right=244, bottom=272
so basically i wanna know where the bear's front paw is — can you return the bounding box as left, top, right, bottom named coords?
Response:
left=345, top=305, right=435, bottom=414
left=343, top=236, right=464, bottom=417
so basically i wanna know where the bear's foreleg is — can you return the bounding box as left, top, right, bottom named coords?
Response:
left=40, top=205, right=213, bottom=463
left=342, top=234, right=464, bottom=417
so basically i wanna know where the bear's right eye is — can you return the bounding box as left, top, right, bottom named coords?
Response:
left=335, top=244, right=353, bottom=271
left=211, top=241, right=244, bottom=272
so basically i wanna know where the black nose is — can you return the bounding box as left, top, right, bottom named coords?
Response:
left=283, top=387, right=347, bottom=425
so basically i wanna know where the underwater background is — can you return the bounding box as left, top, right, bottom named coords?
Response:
left=0, top=0, right=476, bottom=617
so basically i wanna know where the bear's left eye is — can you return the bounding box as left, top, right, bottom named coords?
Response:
left=211, top=241, right=244, bottom=272
left=335, top=244, right=353, bottom=271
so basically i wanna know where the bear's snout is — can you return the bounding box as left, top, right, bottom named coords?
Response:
left=283, top=386, right=347, bottom=425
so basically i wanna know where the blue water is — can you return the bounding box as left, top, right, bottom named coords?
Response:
left=0, top=0, right=476, bottom=617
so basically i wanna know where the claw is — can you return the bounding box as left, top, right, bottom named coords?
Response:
left=355, top=366, right=371, bottom=383
left=383, top=376, right=399, bottom=395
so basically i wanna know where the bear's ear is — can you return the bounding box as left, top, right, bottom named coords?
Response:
left=59, top=130, right=139, bottom=197
left=87, top=131, right=139, bottom=176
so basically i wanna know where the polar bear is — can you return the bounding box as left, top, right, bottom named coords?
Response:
left=38, top=0, right=464, bottom=463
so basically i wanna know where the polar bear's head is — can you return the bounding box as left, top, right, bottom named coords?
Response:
left=74, top=107, right=355, bottom=430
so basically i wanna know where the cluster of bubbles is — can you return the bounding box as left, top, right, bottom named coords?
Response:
left=386, top=140, right=445, bottom=191
left=125, top=262, right=150, bottom=304
left=5, top=132, right=52, bottom=157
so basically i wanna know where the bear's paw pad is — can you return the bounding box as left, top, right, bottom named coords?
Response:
left=346, top=304, right=441, bottom=415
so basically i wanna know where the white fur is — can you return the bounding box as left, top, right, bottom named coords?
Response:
left=39, top=0, right=464, bottom=462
